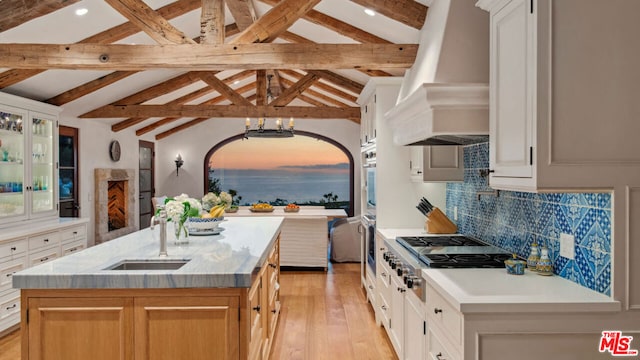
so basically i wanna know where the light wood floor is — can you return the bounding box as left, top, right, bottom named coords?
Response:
left=0, top=263, right=396, bottom=360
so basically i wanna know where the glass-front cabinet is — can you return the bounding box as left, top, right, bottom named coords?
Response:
left=0, top=92, right=60, bottom=226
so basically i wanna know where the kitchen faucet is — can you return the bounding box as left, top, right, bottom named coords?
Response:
left=150, top=205, right=168, bottom=257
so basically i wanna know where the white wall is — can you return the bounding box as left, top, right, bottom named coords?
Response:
left=60, top=115, right=361, bottom=245
left=59, top=115, right=156, bottom=246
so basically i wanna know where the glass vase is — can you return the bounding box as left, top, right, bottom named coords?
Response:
left=172, top=220, right=189, bottom=245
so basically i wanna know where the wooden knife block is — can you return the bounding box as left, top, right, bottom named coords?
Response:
left=425, top=208, right=458, bottom=234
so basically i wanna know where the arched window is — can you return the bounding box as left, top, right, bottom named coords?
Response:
left=203, top=131, right=354, bottom=217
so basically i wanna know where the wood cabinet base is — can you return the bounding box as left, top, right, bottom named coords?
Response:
left=21, top=289, right=246, bottom=360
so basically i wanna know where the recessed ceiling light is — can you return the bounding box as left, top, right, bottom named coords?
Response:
left=364, top=8, right=375, bottom=16
left=75, top=8, right=88, bottom=16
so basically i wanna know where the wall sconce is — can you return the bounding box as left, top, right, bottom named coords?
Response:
left=174, top=153, right=184, bottom=176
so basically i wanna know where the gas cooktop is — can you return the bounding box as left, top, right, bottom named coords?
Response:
left=396, top=235, right=510, bottom=269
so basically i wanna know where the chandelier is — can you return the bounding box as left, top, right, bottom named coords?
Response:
left=244, top=74, right=295, bottom=138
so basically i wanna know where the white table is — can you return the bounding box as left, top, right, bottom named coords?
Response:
left=225, top=207, right=347, bottom=269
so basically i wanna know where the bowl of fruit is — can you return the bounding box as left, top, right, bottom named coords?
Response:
left=187, top=205, right=226, bottom=230
left=284, top=203, right=300, bottom=213
left=250, top=203, right=274, bottom=212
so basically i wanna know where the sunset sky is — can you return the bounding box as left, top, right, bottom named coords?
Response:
left=208, top=136, right=348, bottom=170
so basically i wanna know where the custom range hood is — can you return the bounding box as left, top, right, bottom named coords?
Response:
left=385, top=0, right=490, bottom=146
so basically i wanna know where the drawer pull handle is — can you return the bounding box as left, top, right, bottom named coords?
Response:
left=271, top=309, right=277, bottom=314
left=40, top=257, right=49, bottom=262
left=436, top=352, right=445, bottom=360
left=73, top=231, right=78, bottom=234
left=434, top=308, right=442, bottom=314
left=43, top=239, right=49, bottom=243
left=381, top=305, right=387, bottom=311
left=10, top=247, right=17, bottom=251
left=6, top=304, right=17, bottom=310
left=269, top=263, right=277, bottom=269
left=252, top=306, right=261, bottom=312
left=6, top=272, right=14, bottom=278
left=368, top=285, right=374, bottom=290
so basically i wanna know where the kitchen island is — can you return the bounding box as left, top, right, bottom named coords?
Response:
left=13, top=216, right=284, bottom=360
left=226, top=207, right=347, bottom=269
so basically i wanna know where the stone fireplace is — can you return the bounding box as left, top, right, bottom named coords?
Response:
left=95, top=168, right=136, bottom=244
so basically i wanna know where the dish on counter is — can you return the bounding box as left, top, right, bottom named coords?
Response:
left=250, top=203, right=274, bottom=212
left=249, top=208, right=274, bottom=213
left=284, top=203, right=300, bottom=212
left=189, top=227, right=225, bottom=236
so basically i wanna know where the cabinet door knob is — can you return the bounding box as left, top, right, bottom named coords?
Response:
left=43, top=239, right=49, bottom=243
left=10, top=247, right=16, bottom=251
left=252, top=306, right=261, bottom=312
left=271, top=309, right=277, bottom=314
left=434, top=308, right=442, bottom=314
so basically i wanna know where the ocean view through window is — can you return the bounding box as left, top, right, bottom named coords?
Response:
left=205, top=134, right=353, bottom=214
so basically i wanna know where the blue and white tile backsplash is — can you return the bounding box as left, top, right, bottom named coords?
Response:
left=445, top=143, right=611, bottom=296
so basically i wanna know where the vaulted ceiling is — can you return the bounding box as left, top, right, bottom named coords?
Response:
left=0, top=0, right=427, bottom=139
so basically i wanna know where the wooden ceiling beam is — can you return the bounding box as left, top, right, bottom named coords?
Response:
left=225, top=0, right=258, bottom=30
left=0, top=43, right=417, bottom=71
left=278, top=32, right=392, bottom=79
left=269, top=73, right=319, bottom=106
left=136, top=78, right=256, bottom=136
left=0, top=0, right=202, bottom=89
left=104, top=0, right=196, bottom=44
left=81, top=104, right=360, bottom=119
left=200, top=0, right=225, bottom=44
left=0, top=0, right=81, bottom=32
left=279, top=69, right=357, bottom=103
left=349, top=0, right=428, bottom=29
left=43, top=24, right=242, bottom=106
left=230, top=0, right=321, bottom=44
left=282, top=73, right=355, bottom=107
left=112, top=85, right=216, bottom=132
left=259, top=0, right=391, bottom=44
left=307, top=70, right=364, bottom=94
left=255, top=70, right=267, bottom=106
left=46, top=71, right=139, bottom=106
left=80, top=72, right=204, bottom=118
left=280, top=77, right=351, bottom=108
left=197, top=72, right=253, bottom=106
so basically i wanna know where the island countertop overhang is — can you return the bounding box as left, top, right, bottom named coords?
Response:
left=12, top=216, right=284, bottom=289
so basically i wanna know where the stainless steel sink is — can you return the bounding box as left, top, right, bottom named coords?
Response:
left=105, top=259, right=190, bottom=271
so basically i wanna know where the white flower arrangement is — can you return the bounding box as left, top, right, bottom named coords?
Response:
left=163, top=193, right=202, bottom=222
left=202, top=191, right=233, bottom=210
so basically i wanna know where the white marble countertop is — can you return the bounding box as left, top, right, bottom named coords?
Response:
left=377, top=227, right=620, bottom=314
left=423, top=268, right=621, bottom=314
left=12, top=216, right=284, bottom=289
left=224, top=207, right=347, bottom=220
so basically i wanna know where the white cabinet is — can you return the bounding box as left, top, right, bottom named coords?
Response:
left=386, top=264, right=426, bottom=360
left=360, top=95, right=376, bottom=147
left=404, top=291, right=425, bottom=360
left=425, top=283, right=463, bottom=360
left=388, top=270, right=404, bottom=358
left=409, top=146, right=464, bottom=182
left=478, top=0, right=640, bottom=191
left=0, top=219, right=87, bottom=334
left=0, top=92, right=60, bottom=225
